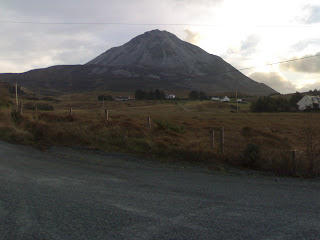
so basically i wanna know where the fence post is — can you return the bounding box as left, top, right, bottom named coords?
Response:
left=105, top=109, right=109, bottom=121
left=34, top=105, right=38, bottom=118
left=70, top=106, right=73, bottom=116
left=220, top=127, right=225, bottom=155
left=292, top=150, right=296, bottom=175
left=210, top=130, right=215, bottom=149
left=147, top=117, right=152, bottom=130
left=15, top=82, right=18, bottom=110
left=19, top=102, right=23, bottom=115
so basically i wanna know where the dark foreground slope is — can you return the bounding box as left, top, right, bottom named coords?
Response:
left=0, top=30, right=277, bottom=95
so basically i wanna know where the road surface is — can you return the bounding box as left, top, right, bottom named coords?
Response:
left=0, top=140, right=319, bottom=240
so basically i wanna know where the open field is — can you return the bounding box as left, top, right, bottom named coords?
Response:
left=1, top=90, right=320, bottom=177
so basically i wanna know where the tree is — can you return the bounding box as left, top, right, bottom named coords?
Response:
left=189, top=90, right=199, bottom=100
left=289, top=92, right=302, bottom=110
left=199, top=91, right=207, bottom=100
left=98, top=95, right=113, bottom=101
left=251, top=96, right=286, bottom=112
left=135, top=89, right=146, bottom=100
left=135, top=89, right=165, bottom=100
left=154, top=89, right=165, bottom=100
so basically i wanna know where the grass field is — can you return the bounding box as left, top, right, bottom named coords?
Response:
left=1, top=89, right=320, bottom=177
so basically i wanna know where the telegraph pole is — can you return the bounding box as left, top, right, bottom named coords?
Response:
left=15, top=82, right=18, bottom=110
left=236, top=91, right=239, bottom=112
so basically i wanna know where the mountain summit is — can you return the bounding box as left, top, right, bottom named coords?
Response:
left=85, top=29, right=276, bottom=95
left=0, top=30, right=277, bottom=95
left=87, top=29, right=217, bottom=74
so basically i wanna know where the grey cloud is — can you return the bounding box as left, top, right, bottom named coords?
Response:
left=280, top=52, right=320, bottom=73
left=240, top=35, right=260, bottom=56
left=173, top=0, right=223, bottom=7
left=299, top=81, right=320, bottom=92
left=0, top=0, right=217, bottom=23
left=250, top=72, right=296, bottom=94
left=184, top=29, right=200, bottom=44
left=292, top=39, right=320, bottom=51
left=0, top=0, right=138, bottom=21
left=301, top=5, right=320, bottom=24
left=0, top=0, right=221, bottom=73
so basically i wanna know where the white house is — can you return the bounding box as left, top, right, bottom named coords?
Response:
left=211, top=96, right=220, bottom=101
left=297, top=95, right=320, bottom=110
left=220, top=96, right=230, bottom=102
left=166, top=94, right=176, bottom=99
left=115, top=96, right=131, bottom=101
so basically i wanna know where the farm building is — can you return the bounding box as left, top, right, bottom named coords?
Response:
left=211, top=96, right=220, bottom=101
left=220, top=96, right=230, bottom=102
left=115, top=96, right=131, bottom=101
left=297, top=95, right=320, bottom=110
left=166, top=94, right=176, bottom=99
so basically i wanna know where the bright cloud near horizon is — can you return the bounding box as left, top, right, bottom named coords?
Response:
left=1, top=0, right=320, bottom=94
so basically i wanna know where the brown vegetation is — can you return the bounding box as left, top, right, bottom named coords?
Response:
left=0, top=89, right=319, bottom=177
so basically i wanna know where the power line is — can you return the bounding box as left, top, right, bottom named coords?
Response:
left=216, top=53, right=320, bottom=76
left=0, top=20, right=215, bottom=26
left=0, top=20, right=316, bottom=28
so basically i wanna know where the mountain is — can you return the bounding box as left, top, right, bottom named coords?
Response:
left=0, top=30, right=277, bottom=95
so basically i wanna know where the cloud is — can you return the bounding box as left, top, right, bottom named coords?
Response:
left=0, top=0, right=223, bottom=73
left=173, top=0, right=223, bottom=8
left=292, top=39, right=320, bottom=52
left=299, top=81, right=320, bottom=92
left=184, top=29, right=201, bottom=44
left=240, top=35, right=260, bottom=56
left=301, top=5, right=320, bottom=24
left=249, top=72, right=296, bottom=94
left=280, top=52, right=320, bottom=73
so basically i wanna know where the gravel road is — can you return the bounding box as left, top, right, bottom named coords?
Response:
left=0, top=140, right=320, bottom=240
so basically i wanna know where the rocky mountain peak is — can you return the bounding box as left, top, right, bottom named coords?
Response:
left=86, top=29, right=216, bottom=74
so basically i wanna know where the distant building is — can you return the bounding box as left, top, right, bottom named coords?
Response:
left=211, top=97, right=220, bottom=101
left=115, top=96, right=131, bottom=101
left=166, top=94, right=176, bottom=99
left=297, top=95, right=320, bottom=110
left=220, top=96, right=230, bottom=102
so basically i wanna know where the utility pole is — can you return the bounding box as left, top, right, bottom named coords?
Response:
left=102, top=96, right=105, bottom=112
left=236, top=91, right=239, bottom=113
left=15, top=82, right=18, bottom=110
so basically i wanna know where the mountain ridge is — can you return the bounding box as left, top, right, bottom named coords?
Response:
left=0, top=30, right=277, bottom=95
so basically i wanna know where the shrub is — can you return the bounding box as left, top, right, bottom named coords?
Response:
left=24, top=103, right=54, bottom=111
left=0, top=99, right=11, bottom=108
left=242, top=143, right=261, bottom=168
left=11, top=111, right=24, bottom=125
left=241, top=126, right=253, bottom=137
left=154, top=119, right=185, bottom=134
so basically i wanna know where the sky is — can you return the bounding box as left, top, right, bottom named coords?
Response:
left=1, top=0, right=320, bottom=94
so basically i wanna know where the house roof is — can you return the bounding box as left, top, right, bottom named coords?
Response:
left=305, top=95, right=320, bottom=104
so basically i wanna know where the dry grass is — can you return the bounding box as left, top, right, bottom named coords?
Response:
left=1, top=90, right=320, bottom=177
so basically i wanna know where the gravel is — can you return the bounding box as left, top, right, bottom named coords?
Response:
left=0, top=140, right=320, bottom=240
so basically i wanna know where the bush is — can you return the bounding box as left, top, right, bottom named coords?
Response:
left=11, top=111, right=24, bottom=125
left=242, top=143, right=261, bottom=168
left=98, top=95, right=113, bottom=101
left=134, top=89, right=165, bottom=100
left=0, top=99, right=12, bottom=108
left=188, top=90, right=207, bottom=100
left=154, top=119, right=185, bottom=134
left=24, top=103, right=54, bottom=111
left=251, top=96, right=289, bottom=112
